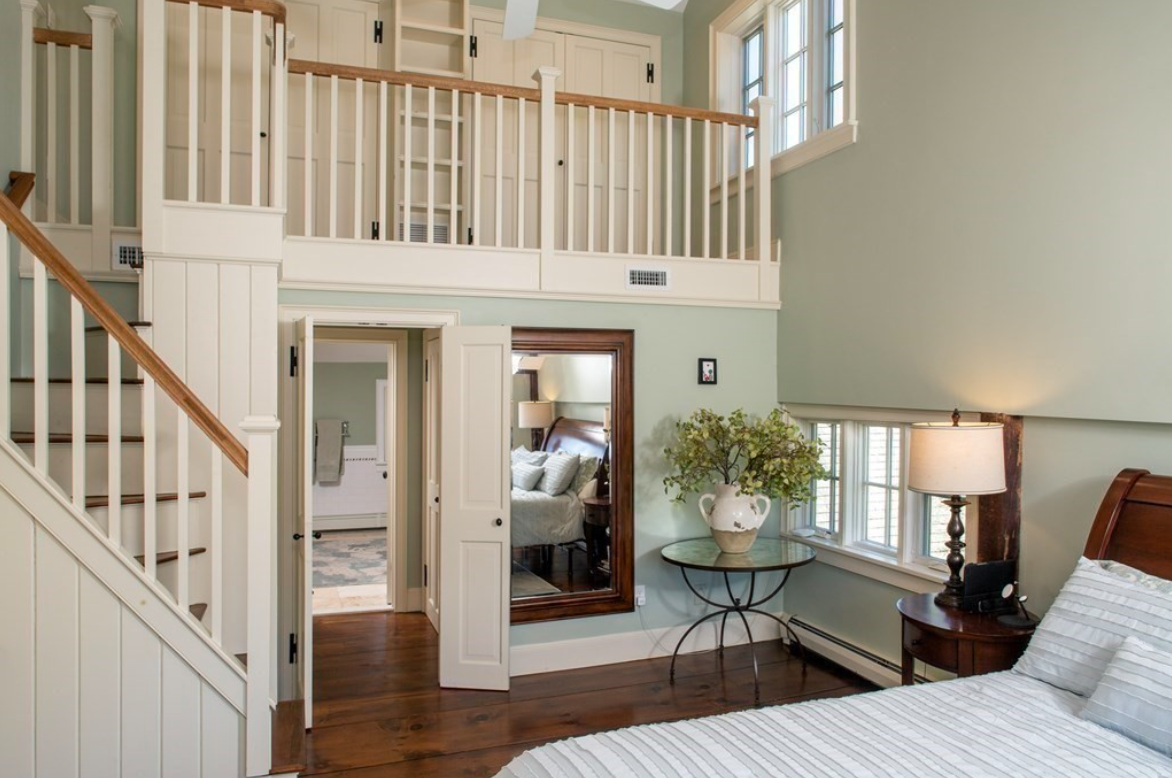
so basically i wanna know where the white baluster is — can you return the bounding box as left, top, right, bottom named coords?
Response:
left=607, top=107, right=615, bottom=253
left=177, top=413, right=190, bottom=612
left=329, top=75, right=338, bottom=238
left=47, top=41, right=57, bottom=221
left=566, top=103, right=575, bottom=252
left=220, top=7, right=232, bottom=204
left=378, top=80, right=388, bottom=242
left=752, top=96, right=774, bottom=266
left=304, top=72, right=314, bottom=236
left=536, top=67, right=559, bottom=263
left=403, top=84, right=413, bottom=242
left=471, top=91, right=481, bottom=246
left=271, top=21, right=286, bottom=210
left=738, top=124, right=746, bottom=260
left=720, top=122, right=729, bottom=260
left=70, top=299, right=85, bottom=510
left=702, top=119, right=711, bottom=259
left=587, top=105, right=596, bottom=253
left=684, top=116, right=692, bottom=258
left=626, top=111, right=634, bottom=254
left=250, top=9, right=261, bottom=206
left=450, top=89, right=459, bottom=245
left=69, top=44, right=79, bottom=224
left=188, top=1, right=199, bottom=202
left=32, top=261, right=48, bottom=475
left=664, top=114, right=672, bottom=257
left=107, top=334, right=121, bottom=546
left=494, top=94, right=503, bottom=248
left=143, top=376, right=157, bottom=581
left=515, top=96, right=524, bottom=248
left=353, top=78, right=364, bottom=239
left=210, top=446, right=223, bottom=641
left=426, top=86, right=436, bottom=244
left=645, top=111, right=653, bottom=255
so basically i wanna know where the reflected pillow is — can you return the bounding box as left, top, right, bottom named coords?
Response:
left=577, top=478, right=598, bottom=500
left=511, top=447, right=548, bottom=466
left=1081, top=636, right=1172, bottom=757
left=569, top=454, right=600, bottom=495
left=511, top=463, right=544, bottom=491
left=538, top=453, right=580, bottom=496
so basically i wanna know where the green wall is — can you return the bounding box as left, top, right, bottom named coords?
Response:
left=684, top=0, right=1172, bottom=666
left=312, top=361, right=387, bottom=446
left=280, top=288, right=780, bottom=647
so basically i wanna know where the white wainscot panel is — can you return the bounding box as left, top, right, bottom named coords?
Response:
left=160, top=201, right=285, bottom=261
left=313, top=444, right=388, bottom=525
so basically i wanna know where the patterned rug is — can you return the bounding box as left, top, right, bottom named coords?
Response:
left=314, top=530, right=387, bottom=587
left=512, top=562, right=561, bottom=599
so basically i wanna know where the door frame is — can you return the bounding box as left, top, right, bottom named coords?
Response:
left=276, top=304, right=459, bottom=703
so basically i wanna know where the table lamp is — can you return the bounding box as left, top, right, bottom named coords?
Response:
left=908, top=410, right=1006, bottom=608
left=518, top=400, right=554, bottom=451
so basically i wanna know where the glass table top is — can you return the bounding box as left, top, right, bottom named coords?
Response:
left=660, top=537, right=816, bottom=572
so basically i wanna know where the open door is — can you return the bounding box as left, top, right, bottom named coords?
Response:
left=295, top=315, right=315, bottom=728
left=432, top=326, right=512, bottom=691
left=422, top=330, right=442, bottom=631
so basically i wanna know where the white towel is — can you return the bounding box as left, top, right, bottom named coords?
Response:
left=315, top=419, right=345, bottom=483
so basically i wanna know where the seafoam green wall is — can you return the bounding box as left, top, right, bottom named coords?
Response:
left=279, top=288, right=779, bottom=647
left=684, top=0, right=1172, bottom=665
left=313, top=361, right=387, bottom=446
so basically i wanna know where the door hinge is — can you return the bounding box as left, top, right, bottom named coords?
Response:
left=289, top=345, right=298, bottom=377
left=371, top=220, right=380, bottom=240
left=424, top=359, right=429, bottom=382
left=424, top=564, right=428, bottom=587
left=373, top=20, right=383, bottom=44
left=647, top=63, right=655, bottom=84
left=469, top=35, right=477, bottom=58
left=288, top=632, right=298, bottom=664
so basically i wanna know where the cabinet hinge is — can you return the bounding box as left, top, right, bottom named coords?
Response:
left=289, top=346, right=298, bottom=377
left=371, top=220, right=380, bottom=241
left=373, top=20, right=383, bottom=44
left=647, top=63, right=655, bottom=84
left=469, top=35, right=477, bottom=58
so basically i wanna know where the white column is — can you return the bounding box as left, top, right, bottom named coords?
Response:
left=86, top=6, right=121, bottom=263
left=751, top=96, right=775, bottom=302
left=20, top=1, right=44, bottom=218
left=533, top=66, right=561, bottom=271
left=140, top=0, right=165, bottom=250
left=241, top=415, right=279, bottom=778
left=271, top=23, right=288, bottom=211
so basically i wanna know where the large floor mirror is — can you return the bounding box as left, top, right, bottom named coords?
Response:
left=509, top=328, right=634, bottom=623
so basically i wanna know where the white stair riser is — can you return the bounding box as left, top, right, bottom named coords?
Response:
left=10, top=383, right=144, bottom=436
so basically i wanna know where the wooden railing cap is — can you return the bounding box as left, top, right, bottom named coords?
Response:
left=165, top=0, right=287, bottom=25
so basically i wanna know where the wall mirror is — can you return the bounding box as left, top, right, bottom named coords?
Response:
left=509, top=328, right=634, bottom=623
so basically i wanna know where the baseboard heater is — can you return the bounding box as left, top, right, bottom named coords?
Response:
left=788, top=616, right=929, bottom=684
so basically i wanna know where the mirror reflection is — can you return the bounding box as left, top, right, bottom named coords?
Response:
left=511, top=351, right=614, bottom=602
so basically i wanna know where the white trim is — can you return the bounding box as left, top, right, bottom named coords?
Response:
left=781, top=532, right=946, bottom=593
left=510, top=610, right=788, bottom=677
left=786, top=403, right=981, bottom=425
left=784, top=615, right=901, bottom=688
left=278, top=303, right=460, bottom=329
left=312, top=513, right=387, bottom=531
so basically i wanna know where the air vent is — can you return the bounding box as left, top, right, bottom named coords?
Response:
left=398, top=222, right=450, bottom=244
left=112, top=236, right=144, bottom=272
left=627, top=266, right=670, bottom=290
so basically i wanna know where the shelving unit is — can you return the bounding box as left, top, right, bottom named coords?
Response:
left=393, top=0, right=468, bottom=78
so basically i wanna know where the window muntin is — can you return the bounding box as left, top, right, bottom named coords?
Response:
left=863, top=425, right=901, bottom=550
left=742, top=25, right=765, bottom=166
left=809, top=422, right=841, bottom=534
left=826, top=0, right=845, bottom=128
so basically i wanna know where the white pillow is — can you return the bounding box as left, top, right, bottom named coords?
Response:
left=1097, top=559, right=1172, bottom=596
left=511, top=447, right=548, bottom=466
left=577, top=478, right=598, bottom=500
left=511, top=462, right=544, bottom=491
left=1013, top=557, right=1172, bottom=697
left=1081, top=636, right=1172, bottom=757
left=537, top=453, right=579, bottom=496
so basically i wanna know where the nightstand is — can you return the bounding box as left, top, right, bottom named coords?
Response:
left=897, top=592, right=1034, bottom=685
left=582, top=497, right=611, bottom=576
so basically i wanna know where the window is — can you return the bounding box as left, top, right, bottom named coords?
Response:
left=862, top=425, right=901, bottom=550
left=826, top=0, right=845, bottom=127
left=742, top=25, right=765, bottom=165
left=778, top=0, right=807, bottom=151
left=922, top=493, right=959, bottom=561
left=808, top=422, right=841, bottom=534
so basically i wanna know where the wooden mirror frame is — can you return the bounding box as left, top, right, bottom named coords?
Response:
left=510, top=327, right=635, bottom=624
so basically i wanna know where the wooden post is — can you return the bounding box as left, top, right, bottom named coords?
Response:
left=20, top=1, right=44, bottom=219
left=534, top=66, right=561, bottom=270
left=242, top=415, right=279, bottom=778
left=977, top=413, right=1024, bottom=563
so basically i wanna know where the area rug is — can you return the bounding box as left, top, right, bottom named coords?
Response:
left=313, top=529, right=387, bottom=587
left=512, top=562, right=561, bottom=599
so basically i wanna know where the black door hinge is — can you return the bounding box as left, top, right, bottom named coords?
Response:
left=371, top=220, right=380, bottom=240
left=424, top=564, right=428, bottom=587
left=469, top=35, right=477, bottom=58
left=466, top=227, right=474, bottom=245
left=289, top=346, right=298, bottom=377
left=425, top=359, right=429, bottom=382
left=289, top=632, right=298, bottom=664
left=647, top=63, right=655, bottom=84
left=373, top=20, right=383, bottom=44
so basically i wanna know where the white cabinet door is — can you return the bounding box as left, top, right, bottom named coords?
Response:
left=422, top=329, right=441, bottom=632
left=294, top=315, right=315, bottom=728
left=436, top=325, right=511, bottom=691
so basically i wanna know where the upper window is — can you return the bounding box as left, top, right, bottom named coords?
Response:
left=778, top=0, right=808, bottom=151
left=742, top=25, right=765, bottom=165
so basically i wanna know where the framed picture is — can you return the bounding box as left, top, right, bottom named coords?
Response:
left=698, top=358, right=718, bottom=385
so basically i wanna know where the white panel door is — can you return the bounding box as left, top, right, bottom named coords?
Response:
left=422, top=329, right=441, bottom=631
left=564, top=35, right=653, bottom=254
left=437, top=326, right=511, bottom=691
left=295, top=315, right=315, bottom=728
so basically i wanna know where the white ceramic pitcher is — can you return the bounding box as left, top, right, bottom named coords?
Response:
left=698, top=483, right=771, bottom=553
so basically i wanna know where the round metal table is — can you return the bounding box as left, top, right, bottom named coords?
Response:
left=660, top=537, right=816, bottom=703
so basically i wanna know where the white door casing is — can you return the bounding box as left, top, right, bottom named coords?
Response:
left=422, top=329, right=441, bottom=631
left=294, top=314, right=315, bottom=728
left=437, top=325, right=512, bottom=691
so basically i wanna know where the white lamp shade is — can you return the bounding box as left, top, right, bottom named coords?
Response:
left=907, top=422, right=1007, bottom=496
left=603, top=406, right=612, bottom=432
left=517, top=401, right=554, bottom=430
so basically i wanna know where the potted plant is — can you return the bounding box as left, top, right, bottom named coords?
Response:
left=663, top=408, right=825, bottom=553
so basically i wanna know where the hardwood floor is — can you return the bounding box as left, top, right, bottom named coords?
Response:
left=307, top=611, right=875, bottom=777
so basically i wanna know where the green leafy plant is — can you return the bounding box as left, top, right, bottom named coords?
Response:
left=663, top=408, right=826, bottom=504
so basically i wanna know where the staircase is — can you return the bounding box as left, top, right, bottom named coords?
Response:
left=0, top=179, right=285, bottom=775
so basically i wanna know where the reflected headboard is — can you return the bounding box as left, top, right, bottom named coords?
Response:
left=1084, top=468, right=1172, bottom=579
left=542, top=416, right=608, bottom=461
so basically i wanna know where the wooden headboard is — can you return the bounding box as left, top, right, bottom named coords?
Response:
left=541, top=416, right=608, bottom=460
left=1084, top=468, right=1172, bottom=578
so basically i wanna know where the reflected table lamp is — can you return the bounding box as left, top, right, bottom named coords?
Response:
left=908, top=410, right=1006, bottom=608
left=518, top=400, right=554, bottom=451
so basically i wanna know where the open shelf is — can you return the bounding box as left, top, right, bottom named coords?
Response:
left=398, top=0, right=464, bottom=30
left=399, top=26, right=465, bottom=78
left=400, top=20, right=464, bottom=37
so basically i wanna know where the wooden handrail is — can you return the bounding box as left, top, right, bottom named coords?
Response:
left=164, top=0, right=286, bottom=25
left=7, top=172, right=36, bottom=210
left=288, top=58, right=758, bottom=128
left=33, top=28, right=94, bottom=50
left=0, top=188, right=249, bottom=476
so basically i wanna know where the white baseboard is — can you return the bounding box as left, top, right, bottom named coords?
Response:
left=404, top=587, right=423, bottom=612
left=783, top=616, right=901, bottom=688
left=510, top=610, right=787, bottom=677
left=313, top=513, right=386, bottom=531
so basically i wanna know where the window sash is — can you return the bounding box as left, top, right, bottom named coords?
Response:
left=860, top=424, right=901, bottom=552
left=742, top=25, right=765, bottom=166
left=807, top=421, right=841, bottom=535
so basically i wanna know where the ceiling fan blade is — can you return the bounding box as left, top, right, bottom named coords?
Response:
left=503, top=0, right=539, bottom=40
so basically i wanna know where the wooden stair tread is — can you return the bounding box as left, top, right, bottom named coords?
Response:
left=86, top=491, right=207, bottom=508
left=189, top=603, right=208, bottom=621
left=85, top=321, right=152, bottom=333
left=11, top=376, right=145, bottom=385
left=270, top=699, right=307, bottom=774
left=134, top=547, right=207, bottom=565
left=11, top=432, right=145, bottom=444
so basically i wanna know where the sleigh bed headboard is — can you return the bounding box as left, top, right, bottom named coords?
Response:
left=541, top=416, right=608, bottom=461
left=1084, top=468, right=1172, bottom=578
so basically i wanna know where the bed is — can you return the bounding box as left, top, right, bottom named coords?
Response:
left=496, top=468, right=1172, bottom=778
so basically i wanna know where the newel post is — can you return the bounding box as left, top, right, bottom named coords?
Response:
left=241, top=415, right=279, bottom=777
left=269, top=22, right=288, bottom=211
left=84, top=5, right=120, bottom=265
left=140, top=0, right=166, bottom=247
left=534, top=66, right=561, bottom=272
left=750, top=96, right=774, bottom=263
left=19, top=0, right=44, bottom=218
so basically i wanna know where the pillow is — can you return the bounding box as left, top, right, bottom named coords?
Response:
left=1013, top=557, right=1172, bottom=697
left=569, top=454, right=600, bottom=495
left=577, top=478, right=598, bottom=500
left=511, top=447, right=548, bottom=467
left=537, top=453, right=580, bottom=496
left=1081, top=636, right=1172, bottom=757
left=1097, top=559, right=1172, bottom=596
left=511, top=462, right=544, bottom=491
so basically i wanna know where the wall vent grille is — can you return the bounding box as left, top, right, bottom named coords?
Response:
left=112, top=237, right=144, bottom=272
left=399, top=222, right=450, bottom=244
left=626, top=266, right=670, bottom=290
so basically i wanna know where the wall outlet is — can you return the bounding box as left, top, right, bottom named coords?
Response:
left=634, top=585, right=646, bottom=607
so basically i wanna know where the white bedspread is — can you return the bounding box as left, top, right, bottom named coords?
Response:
left=495, top=671, right=1172, bottom=777
left=510, top=488, right=584, bottom=547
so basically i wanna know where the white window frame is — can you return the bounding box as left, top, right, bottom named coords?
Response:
left=708, top=0, right=857, bottom=193
left=784, top=405, right=978, bottom=594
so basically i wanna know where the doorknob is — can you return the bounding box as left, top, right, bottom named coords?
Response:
left=293, top=532, right=323, bottom=541
left=382, top=471, right=387, bottom=480
left=494, top=518, right=503, bottom=527
left=434, top=496, right=440, bottom=504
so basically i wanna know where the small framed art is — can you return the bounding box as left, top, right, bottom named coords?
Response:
left=698, top=358, right=717, bottom=385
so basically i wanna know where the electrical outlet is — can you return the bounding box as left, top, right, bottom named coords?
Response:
left=635, top=585, right=646, bottom=607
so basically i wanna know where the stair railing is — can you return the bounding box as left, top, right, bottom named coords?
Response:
left=0, top=181, right=275, bottom=777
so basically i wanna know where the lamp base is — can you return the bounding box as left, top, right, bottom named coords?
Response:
left=934, top=590, right=963, bottom=609
left=935, top=495, right=970, bottom=610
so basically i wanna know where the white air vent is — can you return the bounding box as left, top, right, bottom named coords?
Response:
left=398, top=222, right=450, bottom=244
left=626, top=266, right=670, bottom=290
left=112, top=236, right=144, bottom=272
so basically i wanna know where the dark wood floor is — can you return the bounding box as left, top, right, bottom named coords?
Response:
left=306, top=611, right=874, bottom=777
left=513, top=543, right=607, bottom=594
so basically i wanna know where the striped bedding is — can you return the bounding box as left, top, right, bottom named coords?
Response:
left=495, top=671, right=1172, bottom=777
